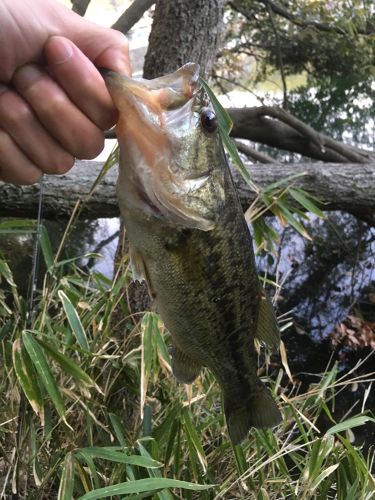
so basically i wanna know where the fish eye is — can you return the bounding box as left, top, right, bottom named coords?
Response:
left=200, top=108, right=217, bottom=133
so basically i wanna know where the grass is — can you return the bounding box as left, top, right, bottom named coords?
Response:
left=0, top=214, right=374, bottom=499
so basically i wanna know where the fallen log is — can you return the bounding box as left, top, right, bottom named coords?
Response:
left=1, top=160, right=375, bottom=219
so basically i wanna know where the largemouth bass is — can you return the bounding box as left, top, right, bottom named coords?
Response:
left=102, top=63, right=281, bottom=444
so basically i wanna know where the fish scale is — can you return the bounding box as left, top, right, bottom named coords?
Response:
left=102, top=63, right=281, bottom=444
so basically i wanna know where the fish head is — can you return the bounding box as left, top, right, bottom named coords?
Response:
left=102, top=63, right=225, bottom=230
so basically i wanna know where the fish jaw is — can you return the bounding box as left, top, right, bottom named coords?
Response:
left=102, top=64, right=225, bottom=231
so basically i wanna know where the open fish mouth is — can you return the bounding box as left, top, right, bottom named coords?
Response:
left=100, top=63, right=201, bottom=118
left=101, top=63, right=223, bottom=231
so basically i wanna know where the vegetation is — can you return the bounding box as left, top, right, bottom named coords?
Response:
left=0, top=214, right=374, bottom=498
left=1, top=0, right=374, bottom=498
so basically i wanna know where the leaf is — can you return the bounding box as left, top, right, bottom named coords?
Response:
left=58, top=452, right=75, bottom=500
left=262, top=172, right=308, bottom=194
left=40, top=225, right=54, bottom=270
left=78, top=478, right=213, bottom=500
left=58, top=290, right=89, bottom=351
left=326, top=415, right=375, bottom=435
left=78, top=447, right=162, bottom=468
left=0, top=219, right=36, bottom=234
left=310, top=463, right=339, bottom=491
left=199, top=77, right=252, bottom=183
left=289, top=188, right=326, bottom=218
left=22, top=331, right=66, bottom=424
left=37, top=338, right=97, bottom=388
left=0, top=259, right=17, bottom=287
left=12, top=338, right=44, bottom=424
left=182, top=408, right=207, bottom=472
left=272, top=199, right=311, bottom=240
left=199, top=77, right=233, bottom=134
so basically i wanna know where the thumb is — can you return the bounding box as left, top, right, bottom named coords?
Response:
left=62, top=14, right=131, bottom=76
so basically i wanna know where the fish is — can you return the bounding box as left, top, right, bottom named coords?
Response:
left=101, top=63, right=281, bottom=444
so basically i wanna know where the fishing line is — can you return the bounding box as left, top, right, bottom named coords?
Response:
left=13, top=176, right=45, bottom=499
left=27, top=176, right=45, bottom=328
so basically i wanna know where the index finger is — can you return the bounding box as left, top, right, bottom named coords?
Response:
left=45, top=36, right=117, bottom=130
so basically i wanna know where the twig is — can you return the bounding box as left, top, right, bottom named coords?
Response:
left=265, top=1, right=288, bottom=109
left=235, top=140, right=274, bottom=163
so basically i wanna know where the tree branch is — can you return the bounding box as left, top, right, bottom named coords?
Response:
left=112, top=0, right=155, bottom=34
left=234, top=140, right=274, bottom=163
left=71, top=0, right=91, bottom=16
left=265, top=1, right=288, bottom=109
left=2, top=160, right=375, bottom=219
left=228, top=106, right=375, bottom=163
left=229, top=0, right=374, bottom=36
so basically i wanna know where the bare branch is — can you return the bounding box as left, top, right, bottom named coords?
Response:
left=265, top=1, right=288, bottom=109
left=234, top=140, right=274, bottom=163
left=112, top=0, right=155, bottom=34
left=229, top=106, right=374, bottom=163
left=71, top=0, right=91, bottom=16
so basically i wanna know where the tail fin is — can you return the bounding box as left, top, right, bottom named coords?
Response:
left=224, top=387, right=281, bottom=445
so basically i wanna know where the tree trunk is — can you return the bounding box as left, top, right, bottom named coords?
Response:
left=143, top=0, right=226, bottom=79
left=2, top=160, right=375, bottom=219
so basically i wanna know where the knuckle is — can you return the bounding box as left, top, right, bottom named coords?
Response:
left=0, top=91, right=32, bottom=125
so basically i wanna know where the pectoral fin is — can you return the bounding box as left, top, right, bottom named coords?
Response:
left=168, top=344, right=201, bottom=384
left=129, top=246, right=147, bottom=283
left=129, top=246, right=156, bottom=300
left=255, top=292, right=280, bottom=352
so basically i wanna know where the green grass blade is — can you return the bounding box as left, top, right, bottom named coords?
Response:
left=182, top=408, right=207, bottom=472
left=78, top=478, right=213, bottom=500
left=310, top=463, right=339, bottom=491
left=199, top=78, right=251, bottom=183
left=78, top=447, right=162, bottom=468
left=289, top=188, right=326, bottom=218
left=0, top=219, right=36, bottom=234
left=199, top=78, right=232, bottom=134
left=40, top=225, right=54, bottom=269
left=326, top=415, right=375, bottom=435
left=37, top=338, right=97, bottom=388
left=57, top=452, right=75, bottom=500
left=58, top=290, right=89, bottom=351
left=22, top=330, right=66, bottom=423
left=0, top=258, right=17, bottom=287
left=12, top=338, right=44, bottom=424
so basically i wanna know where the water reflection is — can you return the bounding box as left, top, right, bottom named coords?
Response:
left=257, top=212, right=375, bottom=340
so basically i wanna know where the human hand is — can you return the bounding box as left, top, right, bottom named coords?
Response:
left=0, top=0, right=130, bottom=184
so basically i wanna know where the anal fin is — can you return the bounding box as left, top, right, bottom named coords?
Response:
left=255, top=292, right=280, bottom=352
left=169, top=344, right=201, bottom=384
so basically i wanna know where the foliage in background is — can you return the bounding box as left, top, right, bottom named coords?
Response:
left=220, top=0, right=375, bottom=85
left=1, top=215, right=374, bottom=499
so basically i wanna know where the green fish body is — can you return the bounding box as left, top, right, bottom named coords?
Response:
left=103, top=63, right=281, bottom=444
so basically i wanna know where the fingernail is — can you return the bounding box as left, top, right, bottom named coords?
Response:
left=49, top=37, right=74, bottom=65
